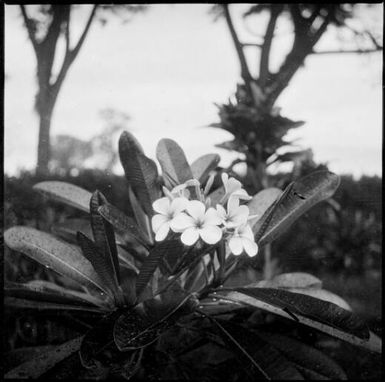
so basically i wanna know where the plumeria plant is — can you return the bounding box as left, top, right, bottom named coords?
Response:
left=4, top=131, right=381, bottom=380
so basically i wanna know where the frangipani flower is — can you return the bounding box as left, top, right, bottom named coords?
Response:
left=216, top=196, right=249, bottom=229
left=221, top=173, right=251, bottom=203
left=171, top=200, right=223, bottom=245
left=228, top=224, right=258, bottom=257
left=151, top=197, right=189, bottom=241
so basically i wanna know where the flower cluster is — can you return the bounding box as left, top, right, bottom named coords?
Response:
left=151, top=173, right=258, bottom=257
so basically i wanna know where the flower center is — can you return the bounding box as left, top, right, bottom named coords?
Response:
left=195, top=218, right=204, bottom=229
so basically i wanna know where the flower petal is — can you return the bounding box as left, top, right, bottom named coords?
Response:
left=169, top=213, right=195, bottom=232
left=155, top=222, right=170, bottom=241
left=170, top=197, right=189, bottom=214
left=227, top=195, right=240, bottom=215
left=151, top=214, right=168, bottom=233
left=204, top=207, right=222, bottom=226
left=243, top=239, right=259, bottom=257
left=152, top=197, right=170, bottom=215
left=229, top=237, right=243, bottom=255
left=226, top=177, right=242, bottom=195
left=181, top=227, right=200, bottom=246
left=240, top=224, right=255, bottom=241
left=186, top=200, right=206, bottom=220
left=216, top=204, right=227, bottom=220
left=230, top=205, right=250, bottom=227
left=200, top=225, right=223, bottom=244
left=231, top=189, right=252, bottom=201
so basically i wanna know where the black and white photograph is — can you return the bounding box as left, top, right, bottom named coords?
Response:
left=3, top=3, right=383, bottom=380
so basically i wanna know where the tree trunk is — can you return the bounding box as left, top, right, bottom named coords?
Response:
left=36, top=101, right=54, bottom=177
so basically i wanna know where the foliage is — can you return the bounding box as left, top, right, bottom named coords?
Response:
left=19, top=4, right=147, bottom=175
left=4, top=131, right=381, bottom=380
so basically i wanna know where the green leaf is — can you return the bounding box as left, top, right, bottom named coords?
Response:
left=256, top=272, right=322, bottom=289
left=213, top=290, right=381, bottom=353
left=90, top=191, right=121, bottom=286
left=5, top=297, right=104, bottom=313
left=254, top=171, right=340, bottom=246
left=4, top=281, right=108, bottom=310
left=4, top=226, right=110, bottom=297
left=208, top=318, right=303, bottom=380
left=227, top=287, right=368, bottom=338
left=247, top=188, right=282, bottom=229
left=113, top=291, right=195, bottom=351
left=51, top=218, right=93, bottom=245
left=77, top=232, right=121, bottom=301
left=33, top=181, right=92, bottom=212
left=285, top=288, right=351, bottom=311
left=156, top=138, right=194, bottom=188
left=128, top=186, right=153, bottom=242
left=256, top=331, right=347, bottom=380
left=190, top=153, right=220, bottom=184
left=98, top=202, right=150, bottom=247
left=136, top=239, right=184, bottom=298
left=4, top=336, right=84, bottom=379
left=119, top=131, right=160, bottom=217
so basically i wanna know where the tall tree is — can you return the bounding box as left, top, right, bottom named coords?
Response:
left=211, top=4, right=382, bottom=279
left=212, top=4, right=382, bottom=192
left=19, top=5, right=146, bottom=176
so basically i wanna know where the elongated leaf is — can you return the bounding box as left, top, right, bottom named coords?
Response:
left=26, top=280, right=112, bottom=309
left=228, top=287, right=367, bottom=338
left=90, top=191, right=120, bottom=286
left=247, top=188, right=282, bottom=228
left=114, top=292, right=194, bottom=351
left=128, top=186, right=153, bottom=242
left=156, top=138, right=193, bottom=188
left=136, top=239, right=184, bottom=298
left=51, top=218, right=92, bottom=244
left=5, top=297, right=104, bottom=313
left=98, top=202, right=150, bottom=247
left=285, top=288, right=351, bottom=311
left=190, top=153, right=220, bottom=184
left=77, top=232, right=120, bottom=301
left=256, top=272, right=322, bottom=289
left=208, top=319, right=303, bottom=380
left=256, top=331, right=347, bottom=380
left=5, top=281, right=107, bottom=309
left=254, top=171, right=340, bottom=246
left=119, top=131, right=160, bottom=216
left=33, top=181, right=92, bottom=212
left=4, top=336, right=84, bottom=379
left=4, top=226, right=110, bottom=296
left=213, top=290, right=381, bottom=353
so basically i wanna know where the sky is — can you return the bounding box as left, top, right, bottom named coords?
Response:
left=4, top=4, right=383, bottom=178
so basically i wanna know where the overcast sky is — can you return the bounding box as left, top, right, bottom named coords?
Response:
left=4, top=4, right=383, bottom=178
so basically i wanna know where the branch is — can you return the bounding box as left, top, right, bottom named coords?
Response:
left=311, top=47, right=383, bottom=55
left=19, top=5, right=39, bottom=54
left=65, top=7, right=71, bottom=53
left=71, top=4, right=98, bottom=59
left=259, top=5, right=282, bottom=87
left=223, top=4, right=253, bottom=84
left=52, top=5, right=98, bottom=101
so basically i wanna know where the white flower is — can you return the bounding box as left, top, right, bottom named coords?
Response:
left=171, top=200, right=223, bottom=246
left=221, top=173, right=251, bottom=203
left=151, top=197, right=189, bottom=241
left=228, top=224, right=258, bottom=257
left=216, top=196, right=249, bottom=229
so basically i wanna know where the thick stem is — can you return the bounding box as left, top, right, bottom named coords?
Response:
left=36, top=102, right=54, bottom=176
